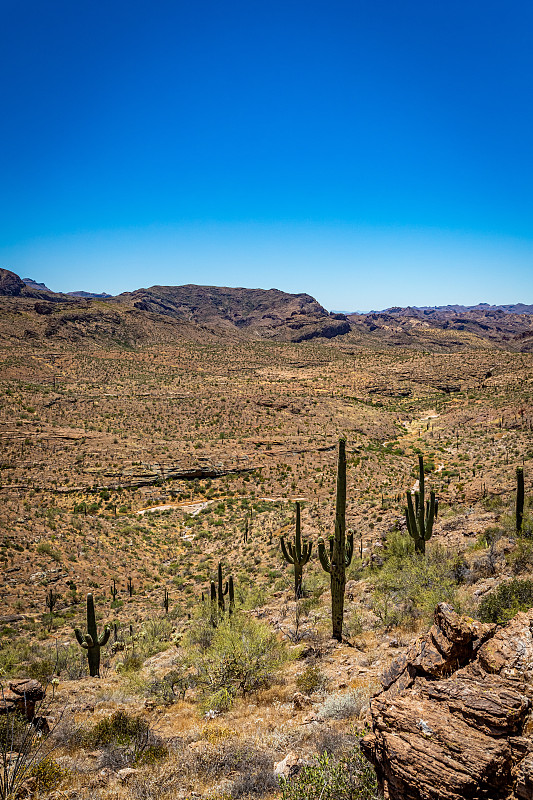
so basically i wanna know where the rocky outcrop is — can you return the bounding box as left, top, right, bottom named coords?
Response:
left=362, top=603, right=533, bottom=800
left=0, top=679, right=45, bottom=720
left=0, top=268, right=25, bottom=296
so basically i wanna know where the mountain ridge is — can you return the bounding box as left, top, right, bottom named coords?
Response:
left=1, top=267, right=532, bottom=352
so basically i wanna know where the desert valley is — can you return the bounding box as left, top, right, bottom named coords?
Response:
left=1, top=267, right=533, bottom=800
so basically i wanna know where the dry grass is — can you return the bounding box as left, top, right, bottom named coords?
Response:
left=0, top=334, right=532, bottom=797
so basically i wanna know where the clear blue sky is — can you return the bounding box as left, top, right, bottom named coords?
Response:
left=1, top=0, right=532, bottom=310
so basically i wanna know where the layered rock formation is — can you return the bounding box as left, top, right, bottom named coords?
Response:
left=362, top=603, right=533, bottom=800
left=0, top=679, right=45, bottom=720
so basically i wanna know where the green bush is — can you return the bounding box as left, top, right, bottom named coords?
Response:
left=478, top=579, right=533, bottom=624
left=29, top=756, right=70, bottom=793
left=82, top=710, right=167, bottom=767
left=187, top=612, right=288, bottom=710
left=36, top=542, right=61, bottom=562
left=279, top=742, right=380, bottom=800
left=507, top=539, right=533, bottom=574
left=384, top=529, right=415, bottom=560
left=371, top=544, right=459, bottom=629
left=296, top=664, right=328, bottom=695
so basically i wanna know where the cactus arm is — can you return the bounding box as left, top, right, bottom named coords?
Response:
left=280, top=537, right=295, bottom=564
left=318, top=537, right=331, bottom=572
left=406, top=492, right=418, bottom=539
left=345, top=531, right=354, bottom=566
left=302, top=541, right=312, bottom=565
left=424, top=491, right=436, bottom=541
left=99, top=626, right=111, bottom=647
left=75, top=628, right=89, bottom=648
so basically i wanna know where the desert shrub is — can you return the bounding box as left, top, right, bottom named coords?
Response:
left=117, top=654, right=143, bottom=674
left=138, top=617, right=173, bottom=657
left=507, top=539, right=533, bottom=574
left=29, top=756, right=70, bottom=793
left=36, top=542, right=61, bottom=562
left=27, top=657, right=56, bottom=684
left=279, top=742, right=380, bottom=800
left=82, top=710, right=167, bottom=768
left=187, top=612, right=288, bottom=710
left=147, top=661, right=195, bottom=705
left=296, top=664, right=328, bottom=695
left=371, top=545, right=460, bottom=629
left=384, top=529, right=414, bottom=559
left=186, top=737, right=278, bottom=796
left=478, top=579, right=533, bottom=624
left=317, top=688, right=370, bottom=721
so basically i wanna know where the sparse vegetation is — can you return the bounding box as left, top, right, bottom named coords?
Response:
left=0, top=316, right=531, bottom=798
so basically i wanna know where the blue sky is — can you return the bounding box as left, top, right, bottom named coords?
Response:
left=1, top=0, right=532, bottom=310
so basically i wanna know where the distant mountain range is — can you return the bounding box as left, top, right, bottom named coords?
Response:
left=0, top=267, right=532, bottom=352
left=336, top=303, right=533, bottom=316
left=22, top=277, right=112, bottom=299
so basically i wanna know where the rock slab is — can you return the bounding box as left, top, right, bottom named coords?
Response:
left=362, top=603, right=533, bottom=800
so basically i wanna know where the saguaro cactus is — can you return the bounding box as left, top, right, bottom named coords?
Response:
left=318, top=438, right=353, bottom=641
left=208, top=565, right=235, bottom=624
left=216, top=562, right=229, bottom=613
left=46, top=588, right=59, bottom=631
left=516, top=466, right=525, bottom=533
left=75, top=593, right=110, bottom=677
left=209, top=580, right=217, bottom=626
left=163, top=588, right=170, bottom=614
left=228, top=575, right=235, bottom=615
left=281, top=502, right=312, bottom=599
left=110, top=579, right=118, bottom=602
left=405, top=455, right=436, bottom=555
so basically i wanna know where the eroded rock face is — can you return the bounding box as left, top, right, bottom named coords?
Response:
left=362, top=603, right=533, bottom=800
left=0, top=679, right=45, bottom=720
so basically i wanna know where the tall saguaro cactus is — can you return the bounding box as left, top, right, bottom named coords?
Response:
left=281, top=502, right=312, bottom=599
left=318, top=438, right=353, bottom=641
left=217, top=562, right=229, bottom=613
left=405, top=455, right=436, bottom=555
left=208, top=564, right=234, bottom=625
left=516, top=466, right=525, bottom=533
left=228, top=575, right=235, bottom=616
left=75, top=593, right=110, bottom=677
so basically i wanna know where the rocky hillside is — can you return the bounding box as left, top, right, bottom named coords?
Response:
left=346, top=307, right=533, bottom=352
left=117, top=283, right=350, bottom=341
left=1, top=266, right=532, bottom=350
left=0, top=268, right=349, bottom=346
